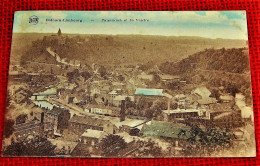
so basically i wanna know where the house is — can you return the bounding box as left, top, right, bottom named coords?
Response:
left=158, top=74, right=180, bottom=83
left=84, top=104, right=121, bottom=117
left=219, top=95, right=234, bottom=103
left=14, top=88, right=29, bottom=104
left=235, top=93, right=254, bottom=122
left=209, top=110, right=243, bottom=128
left=108, top=118, right=150, bottom=136
left=191, top=75, right=202, bottom=84
left=80, top=129, right=106, bottom=145
left=9, top=70, right=25, bottom=82
left=191, top=87, right=211, bottom=99
left=174, top=94, right=190, bottom=109
left=100, top=85, right=111, bottom=94
left=69, top=115, right=115, bottom=136
left=14, top=118, right=44, bottom=141
left=134, top=88, right=165, bottom=104
left=108, top=89, right=123, bottom=104
left=195, top=97, right=217, bottom=106
left=162, top=109, right=202, bottom=122
left=135, top=88, right=163, bottom=96
left=137, top=72, right=154, bottom=81
left=112, top=95, right=134, bottom=107
left=187, top=103, right=244, bottom=128
left=192, top=86, right=210, bottom=98
left=191, top=87, right=216, bottom=107
left=233, top=128, right=244, bottom=140
left=112, top=82, right=126, bottom=90
left=43, top=107, right=70, bottom=136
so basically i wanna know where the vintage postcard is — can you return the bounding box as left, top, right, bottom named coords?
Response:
left=1, top=11, right=256, bottom=157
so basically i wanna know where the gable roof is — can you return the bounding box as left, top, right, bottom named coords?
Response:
left=135, top=88, right=163, bottom=96
left=113, top=95, right=134, bottom=101
left=69, top=115, right=112, bottom=127
left=192, top=86, right=211, bottom=98
left=81, top=129, right=104, bottom=139
left=220, top=95, right=234, bottom=101
left=196, top=97, right=216, bottom=105
left=159, top=74, right=180, bottom=80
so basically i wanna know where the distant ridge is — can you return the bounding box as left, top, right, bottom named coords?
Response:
left=10, top=33, right=247, bottom=66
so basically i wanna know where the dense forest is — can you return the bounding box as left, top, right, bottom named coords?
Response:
left=160, top=48, right=250, bottom=75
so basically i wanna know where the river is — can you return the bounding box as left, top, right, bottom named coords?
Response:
left=30, top=87, right=57, bottom=110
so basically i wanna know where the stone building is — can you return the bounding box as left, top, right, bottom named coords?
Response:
left=69, top=115, right=115, bottom=136
left=43, top=107, right=70, bottom=136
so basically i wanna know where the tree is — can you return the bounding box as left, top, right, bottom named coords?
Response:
left=153, top=74, right=161, bottom=84
left=2, top=136, right=56, bottom=156
left=80, top=71, right=91, bottom=81
left=144, top=108, right=154, bottom=119
left=125, top=97, right=135, bottom=109
left=183, top=125, right=232, bottom=156
left=98, top=66, right=107, bottom=77
left=210, top=89, right=220, bottom=100
left=6, top=90, right=11, bottom=107
left=67, top=69, right=80, bottom=82
left=136, top=141, right=162, bottom=157
left=98, top=134, right=127, bottom=156
left=226, top=83, right=239, bottom=97
left=16, top=114, right=28, bottom=125
left=3, top=119, right=15, bottom=138
left=118, top=75, right=125, bottom=82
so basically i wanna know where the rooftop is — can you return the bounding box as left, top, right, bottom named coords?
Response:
left=209, top=103, right=234, bottom=112
left=220, top=95, right=234, bottom=101
left=159, top=74, right=180, bottom=80
left=9, top=70, right=24, bottom=75
left=192, top=86, right=211, bottom=98
left=135, top=88, right=163, bottom=96
left=143, top=121, right=191, bottom=139
left=69, top=115, right=110, bottom=127
left=213, top=112, right=233, bottom=120
left=196, top=97, right=216, bottom=105
left=162, top=109, right=199, bottom=114
left=85, top=104, right=121, bottom=111
left=81, top=129, right=104, bottom=138
left=113, top=95, right=134, bottom=101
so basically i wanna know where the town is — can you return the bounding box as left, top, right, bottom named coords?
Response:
left=2, top=29, right=255, bottom=157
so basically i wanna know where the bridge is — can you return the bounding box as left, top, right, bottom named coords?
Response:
left=31, top=87, right=57, bottom=101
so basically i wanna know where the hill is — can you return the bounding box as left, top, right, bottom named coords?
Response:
left=159, top=48, right=252, bottom=103
left=160, top=48, right=250, bottom=75
left=10, top=33, right=247, bottom=66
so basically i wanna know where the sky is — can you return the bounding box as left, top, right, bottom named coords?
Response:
left=13, top=11, right=248, bottom=40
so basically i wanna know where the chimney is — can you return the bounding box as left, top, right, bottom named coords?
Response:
left=120, top=100, right=126, bottom=122
left=41, top=112, right=44, bottom=123
left=168, top=98, right=171, bottom=114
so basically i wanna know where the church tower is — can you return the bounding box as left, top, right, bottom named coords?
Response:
left=57, top=28, right=62, bottom=36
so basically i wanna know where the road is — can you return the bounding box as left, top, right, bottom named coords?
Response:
left=195, top=68, right=249, bottom=77
left=47, top=98, right=85, bottom=117
left=46, top=47, right=80, bottom=67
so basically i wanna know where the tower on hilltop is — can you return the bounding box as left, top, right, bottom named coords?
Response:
left=57, top=28, right=62, bottom=36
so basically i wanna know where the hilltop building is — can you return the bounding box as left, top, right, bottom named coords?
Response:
left=58, top=28, right=62, bottom=36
